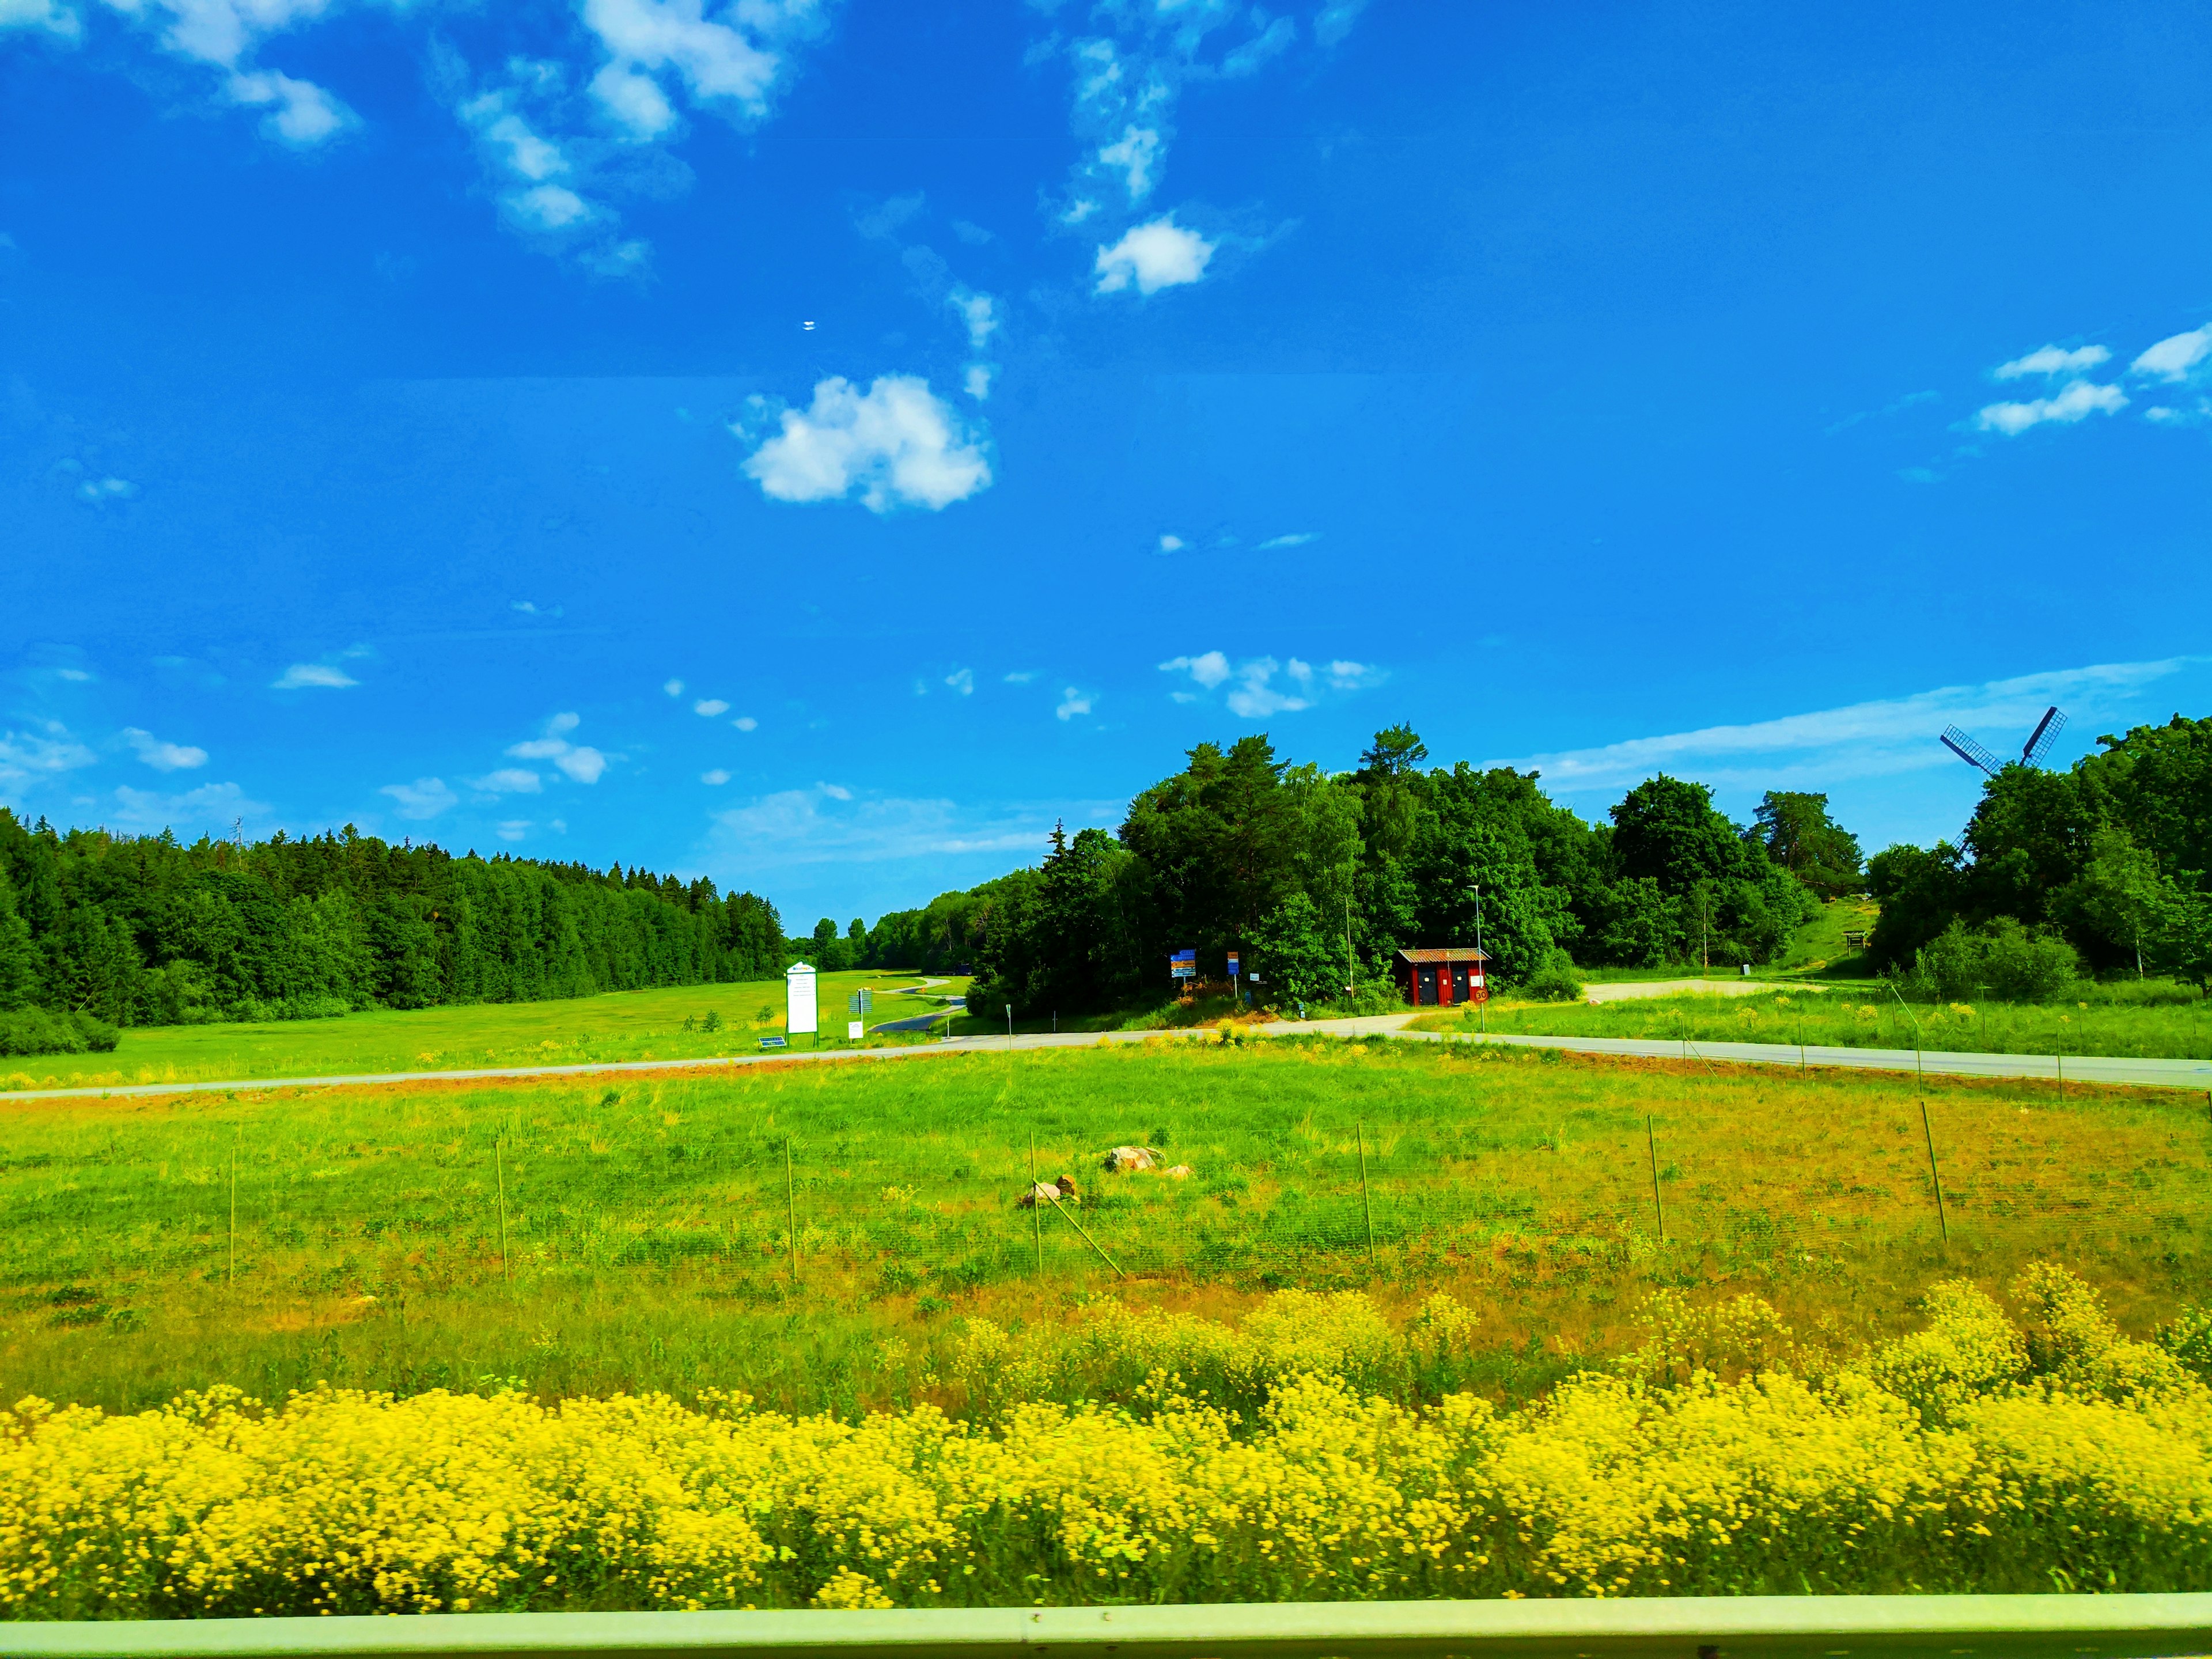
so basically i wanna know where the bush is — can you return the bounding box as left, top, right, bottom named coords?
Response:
left=1518, top=949, right=1586, bottom=1002
left=1910, top=918, right=2081, bottom=1003
left=0, top=1008, right=121, bottom=1056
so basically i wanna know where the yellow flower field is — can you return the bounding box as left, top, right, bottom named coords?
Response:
left=5, top=1266, right=2208, bottom=1618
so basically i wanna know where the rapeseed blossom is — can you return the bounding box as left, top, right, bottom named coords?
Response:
left=2, top=1267, right=2207, bottom=1617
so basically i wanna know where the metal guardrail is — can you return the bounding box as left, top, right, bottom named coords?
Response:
left=6, top=1597, right=2211, bottom=1659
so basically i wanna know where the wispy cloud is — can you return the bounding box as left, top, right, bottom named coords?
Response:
left=1056, top=687, right=1096, bottom=721
left=106, top=781, right=268, bottom=836
left=1257, top=531, right=1320, bottom=550
left=504, top=711, right=608, bottom=782
left=380, top=777, right=458, bottom=819
left=707, top=783, right=1108, bottom=872
left=0, top=720, right=97, bottom=789
left=1974, top=379, right=2126, bottom=435
left=732, top=715, right=758, bottom=732
left=664, top=677, right=685, bottom=696
left=1160, top=650, right=1384, bottom=716
left=1995, top=343, right=2110, bottom=380
left=736, top=375, right=992, bottom=513
left=496, top=820, right=531, bottom=842
left=271, top=662, right=357, bottom=690
left=1482, top=657, right=2202, bottom=796
left=2131, top=324, right=2212, bottom=384
left=693, top=698, right=729, bottom=716
left=1003, top=671, right=1036, bottom=685
left=1823, top=389, right=1938, bottom=436
left=701, top=768, right=731, bottom=786
left=471, top=767, right=543, bottom=796
left=945, top=668, right=974, bottom=696
left=122, top=728, right=207, bottom=771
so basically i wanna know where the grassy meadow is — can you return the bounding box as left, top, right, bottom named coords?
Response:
left=0, top=972, right=969, bottom=1093
left=1415, top=982, right=2212, bottom=1058
left=4, top=1036, right=2206, bottom=1419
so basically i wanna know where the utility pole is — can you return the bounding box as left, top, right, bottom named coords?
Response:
left=1467, top=884, right=1487, bottom=1035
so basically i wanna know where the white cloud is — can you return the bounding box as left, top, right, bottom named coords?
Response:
left=122, top=728, right=208, bottom=771
left=1160, top=650, right=1381, bottom=716
left=2144, top=399, right=2212, bottom=427
left=1097, top=123, right=1162, bottom=201
left=380, top=777, right=457, bottom=819
left=949, top=289, right=997, bottom=350
left=1258, top=531, right=1319, bottom=550
left=701, top=768, right=731, bottom=785
left=272, top=662, right=357, bottom=690
left=1003, top=671, right=1036, bottom=685
left=1994, top=343, right=2110, bottom=380
left=512, top=184, right=592, bottom=232
left=963, top=364, right=994, bottom=402
left=1157, top=532, right=1185, bottom=553
left=2131, top=324, right=2212, bottom=384
left=0, top=0, right=81, bottom=40
left=1483, top=656, right=2202, bottom=796
left=945, top=668, right=974, bottom=696
left=818, top=781, right=853, bottom=801
left=1974, top=380, right=2126, bottom=436
left=77, top=476, right=138, bottom=505
left=472, top=768, right=543, bottom=795
left=738, top=375, right=992, bottom=513
left=590, top=60, right=677, bottom=139
left=228, top=69, right=353, bottom=145
left=55, top=668, right=93, bottom=683
left=1158, top=650, right=1230, bottom=689
left=664, top=677, right=685, bottom=696
left=496, top=820, right=531, bottom=842
left=693, top=698, right=729, bottom=715
left=1056, top=687, right=1096, bottom=720
left=581, top=0, right=802, bottom=123
left=505, top=714, right=608, bottom=783
left=732, top=715, right=758, bottom=731
left=707, top=784, right=1086, bottom=873
left=1094, top=216, right=1214, bottom=296
left=0, top=720, right=97, bottom=787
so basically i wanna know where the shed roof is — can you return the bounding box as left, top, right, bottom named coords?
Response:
left=1394, top=947, right=1490, bottom=964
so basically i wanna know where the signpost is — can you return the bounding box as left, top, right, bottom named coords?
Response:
left=785, top=961, right=818, bottom=1048
left=1170, top=948, right=1196, bottom=983
left=846, top=987, right=873, bottom=1043
left=1226, top=950, right=1241, bottom=1005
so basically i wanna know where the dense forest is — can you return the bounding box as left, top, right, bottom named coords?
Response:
left=8, top=710, right=2201, bottom=1047
left=0, top=811, right=786, bottom=1039
left=834, top=725, right=1860, bottom=1017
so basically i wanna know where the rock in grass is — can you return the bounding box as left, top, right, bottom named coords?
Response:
left=1104, top=1145, right=1161, bottom=1172
left=1018, top=1175, right=1079, bottom=1207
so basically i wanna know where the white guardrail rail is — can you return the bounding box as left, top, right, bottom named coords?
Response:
left=5, top=1596, right=2212, bottom=1659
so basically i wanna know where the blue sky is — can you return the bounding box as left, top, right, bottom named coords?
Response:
left=4, top=0, right=2210, bottom=928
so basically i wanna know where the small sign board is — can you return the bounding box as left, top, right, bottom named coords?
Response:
left=1226, top=952, right=1240, bottom=978
left=847, top=1020, right=863, bottom=1040
left=759, top=1035, right=788, bottom=1050
left=846, top=988, right=874, bottom=1015
left=1169, top=948, right=1196, bottom=980
left=786, top=961, right=818, bottom=1036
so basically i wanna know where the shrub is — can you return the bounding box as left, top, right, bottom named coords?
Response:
left=1910, top=918, right=2082, bottom=1002
left=0, top=1008, right=121, bottom=1056
left=1517, top=949, right=1585, bottom=1002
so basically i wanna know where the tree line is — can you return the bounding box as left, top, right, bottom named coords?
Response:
left=842, top=725, right=1861, bottom=1017
left=0, top=811, right=788, bottom=1035
left=1868, top=713, right=2212, bottom=994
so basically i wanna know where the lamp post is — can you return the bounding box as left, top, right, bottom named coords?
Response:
left=1466, top=884, right=1486, bottom=1035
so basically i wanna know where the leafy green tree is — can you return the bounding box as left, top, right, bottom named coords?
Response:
left=0, top=864, right=37, bottom=1010
left=2068, top=824, right=2168, bottom=978
left=1611, top=775, right=1758, bottom=891
left=1752, top=791, right=1863, bottom=897
left=1247, top=891, right=1342, bottom=1007
left=1866, top=842, right=1968, bottom=973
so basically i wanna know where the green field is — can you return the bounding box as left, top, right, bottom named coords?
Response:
left=5, top=1036, right=2206, bottom=1418
left=1415, top=981, right=2212, bottom=1058
left=0, top=972, right=970, bottom=1092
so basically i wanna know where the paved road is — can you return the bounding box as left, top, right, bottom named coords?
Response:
left=2, top=1014, right=2203, bottom=1103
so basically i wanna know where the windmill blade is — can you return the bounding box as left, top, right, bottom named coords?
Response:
left=1940, top=725, right=2003, bottom=777
left=2021, top=705, right=2067, bottom=767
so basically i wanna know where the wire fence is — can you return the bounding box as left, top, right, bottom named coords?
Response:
left=9, top=1081, right=2211, bottom=1301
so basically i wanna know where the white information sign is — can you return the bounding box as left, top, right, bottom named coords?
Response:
left=847, top=1021, right=863, bottom=1040
left=785, top=961, right=819, bottom=1036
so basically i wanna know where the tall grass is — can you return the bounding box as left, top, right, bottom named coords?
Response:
left=1, top=1040, right=2204, bottom=1416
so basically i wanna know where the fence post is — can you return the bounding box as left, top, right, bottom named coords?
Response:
left=785, top=1137, right=800, bottom=1283
left=1920, top=1097, right=1949, bottom=1245
left=1646, top=1113, right=1664, bottom=1241
left=1357, top=1121, right=1376, bottom=1264
left=228, top=1130, right=238, bottom=1289
left=495, top=1136, right=510, bottom=1285
left=1044, top=1189, right=1126, bottom=1278
left=1029, top=1132, right=1043, bottom=1277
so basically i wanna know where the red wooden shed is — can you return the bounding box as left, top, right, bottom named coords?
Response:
left=1392, top=946, right=1490, bottom=1007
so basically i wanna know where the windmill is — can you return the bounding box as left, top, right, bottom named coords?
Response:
left=1940, top=705, right=2067, bottom=779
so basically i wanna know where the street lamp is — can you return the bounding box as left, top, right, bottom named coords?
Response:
left=1465, top=883, right=1486, bottom=1035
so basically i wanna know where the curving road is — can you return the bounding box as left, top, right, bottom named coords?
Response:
left=1, top=1014, right=2204, bottom=1104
